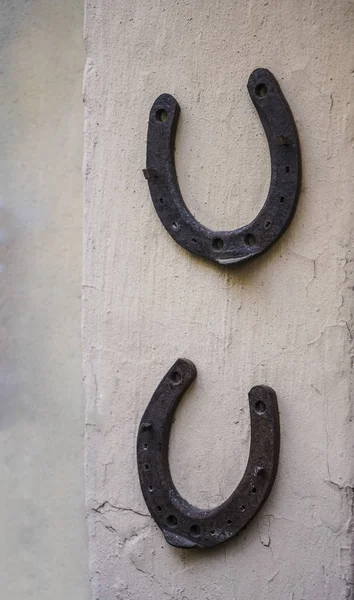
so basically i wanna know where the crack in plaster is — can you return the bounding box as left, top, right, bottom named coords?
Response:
left=93, top=500, right=150, bottom=519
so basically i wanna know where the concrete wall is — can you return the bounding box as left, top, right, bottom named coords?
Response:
left=0, top=2, right=90, bottom=599
left=84, top=1, right=354, bottom=599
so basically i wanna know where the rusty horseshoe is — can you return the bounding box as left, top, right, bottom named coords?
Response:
left=136, top=358, right=280, bottom=549
left=143, top=68, right=301, bottom=265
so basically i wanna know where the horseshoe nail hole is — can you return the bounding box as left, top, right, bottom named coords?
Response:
left=143, top=443, right=148, bottom=450
left=240, top=505, right=246, bottom=512
left=264, top=220, right=271, bottom=229
left=252, top=487, right=257, bottom=494
left=144, top=463, right=150, bottom=471
left=285, top=166, right=290, bottom=173
left=159, top=198, right=165, bottom=205
left=280, top=196, right=285, bottom=204
left=255, top=400, right=266, bottom=415
left=141, top=421, right=152, bottom=431
left=170, top=371, right=182, bottom=385
left=148, top=486, right=154, bottom=492
left=210, top=529, right=216, bottom=535
left=171, top=221, right=179, bottom=231
left=255, top=83, right=267, bottom=98
left=191, top=237, right=197, bottom=244
left=156, top=108, right=168, bottom=122
left=227, top=519, right=232, bottom=525
left=190, top=524, right=201, bottom=538
left=167, top=515, right=178, bottom=528
left=157, top=505, right=162, bottom=512
left=244, top=233, right=256, bottom=247
left=212, top=237, right=224, bottom=251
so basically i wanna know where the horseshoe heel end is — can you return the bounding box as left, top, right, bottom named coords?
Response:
left=137, top=358, right=196, bottom=434
left=248, top=385, right=280, bottom=493
left=150, top=93, right=180, bottom=117
left=247, top=67, right=276, bottom=96
left=137, top=363, right=280, bottom=549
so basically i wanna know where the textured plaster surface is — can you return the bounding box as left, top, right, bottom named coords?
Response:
left=0, top=1, right=90, bottom=598
left=83, top=1, right=354, bottom=598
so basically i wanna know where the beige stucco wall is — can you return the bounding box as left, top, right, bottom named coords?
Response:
left=0, top=2, right=90, bottom=599
left=84, top=1, right=354, bottom=599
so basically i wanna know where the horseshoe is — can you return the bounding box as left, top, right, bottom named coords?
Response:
left=143, top=68, right=301, bottom=265
left=136, top=359, right=280, bottom=549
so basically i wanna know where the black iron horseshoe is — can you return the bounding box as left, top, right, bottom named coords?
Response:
left=137, top=359, right=280, bottom=549
left=143, top=68, right=301, bottom=265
